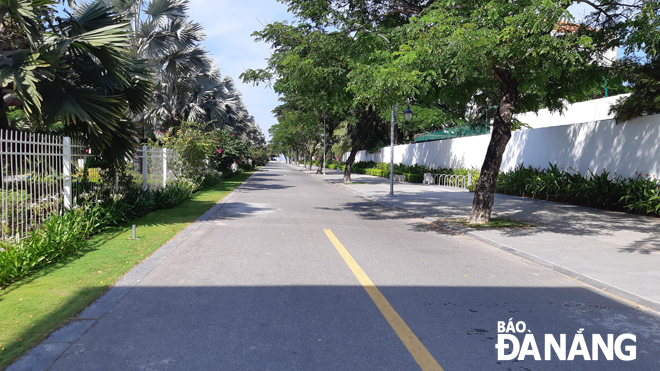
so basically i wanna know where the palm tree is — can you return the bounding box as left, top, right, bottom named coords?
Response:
left=102, top=0, right=263, bottom=138
left=1, top=0, right=151, bottom=164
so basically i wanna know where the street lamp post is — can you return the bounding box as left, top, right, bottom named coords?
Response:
left=323, top=116, right=326, bottom=175
left=389, top=104, right=414, bottom=196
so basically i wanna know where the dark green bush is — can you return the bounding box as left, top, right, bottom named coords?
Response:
left=154, top=180, right=196, bottom=209
left=328, top=163, right=345, bottom=171
left=0, top=202, right=105, bottom=285
left=365, top=168, right=389, bottom=178
left=404, top=173, right=424, bottom=183
left=194, top=171, right=223, bottom=189
left=496, top=163, right=660, bottom=216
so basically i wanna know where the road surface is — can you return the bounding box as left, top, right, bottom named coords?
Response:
left=42, top=162, right=660, bottom=370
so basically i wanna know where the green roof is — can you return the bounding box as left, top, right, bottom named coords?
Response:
left=414, top=125, right=490, bottom=142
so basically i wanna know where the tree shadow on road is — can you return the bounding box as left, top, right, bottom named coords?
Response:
left=238, top=184, right=295, bottom=192
left=316, top=202, right=413, bottom=222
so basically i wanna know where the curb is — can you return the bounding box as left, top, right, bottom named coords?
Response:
left=7, top=170, right=261, bottom=371
left=463, top=230, right=660, bottom=314
left=310, top=172, right=660, bottom=314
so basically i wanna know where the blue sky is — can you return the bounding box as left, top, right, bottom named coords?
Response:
left=188, top=0, right=293, bottom=140
left=188, top=1, right=618, bottom=141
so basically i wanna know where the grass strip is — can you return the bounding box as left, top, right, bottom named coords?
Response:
left=458, top=218, right=535, bottom=228
left=0, top=170, right=256, bottom=368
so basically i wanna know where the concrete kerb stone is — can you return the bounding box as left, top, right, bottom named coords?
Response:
left=5, top=344, right=70, bottom=371
left=7, top=170, right=262, bottom=371
left=305, top=170, right=660, bottom=314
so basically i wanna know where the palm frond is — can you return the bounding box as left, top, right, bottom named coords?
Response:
left=145, top=0, right=187, bottom=26
left=0, top=50, right=47, bottom=115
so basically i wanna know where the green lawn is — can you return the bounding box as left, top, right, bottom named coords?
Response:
left=0, top=170, right=256, bottom=368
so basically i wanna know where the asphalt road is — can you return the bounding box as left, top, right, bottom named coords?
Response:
left=46, top=162, right=660, bottom=370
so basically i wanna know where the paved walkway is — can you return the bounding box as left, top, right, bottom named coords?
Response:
left=303, top=164, right=660, bottom=312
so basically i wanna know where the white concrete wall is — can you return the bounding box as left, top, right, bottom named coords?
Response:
left=515, top=94, right=631, bottom=129
left=344, top=114, right=660, bottom=179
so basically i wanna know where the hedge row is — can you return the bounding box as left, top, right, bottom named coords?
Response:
left=497, top=163, right=660, bottom=216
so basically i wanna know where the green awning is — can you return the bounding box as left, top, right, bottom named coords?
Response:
left=414, top=125, right=490, bottom=142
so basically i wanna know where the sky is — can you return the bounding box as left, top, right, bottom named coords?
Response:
left=187, top=1, right=621, bottom=142
left=188, top=0, right=293, bottom=141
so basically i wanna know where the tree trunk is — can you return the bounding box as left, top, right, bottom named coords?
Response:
left=303, top=147, right=308, bottom=169
left=316, top=147, right=323, bottom=174
left=0, top=100, right=10, bottom=131
left=343, top=147, right=359, bottom=183
left=317, top=142, right=329, bottom=174
left=394, top=122, right=398, bottom=145
left=468, top=69, right=518, bottom=224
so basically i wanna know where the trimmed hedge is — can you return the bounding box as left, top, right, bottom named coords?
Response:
left=365, top=168, right=389, bottom=177
left=404, top=173, right=424, bottom=183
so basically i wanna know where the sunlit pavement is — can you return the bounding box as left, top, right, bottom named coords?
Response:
left=11, top=162, right=660, bottom=370
left=313, top=164, right=660, bottom=312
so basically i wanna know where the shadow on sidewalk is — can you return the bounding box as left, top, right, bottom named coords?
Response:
left=367, top=189, right=660, bottom=255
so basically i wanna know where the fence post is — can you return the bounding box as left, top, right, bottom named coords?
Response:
left=142, top=145, right=148, bottom=191
left=468, top=172, right=472, bottom=187
left=63, top=137, right=72, bottom=209
left=162, top=148, right=167, bottom=188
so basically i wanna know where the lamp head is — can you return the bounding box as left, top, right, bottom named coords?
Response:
left=403, top=105, right=414, bottom=121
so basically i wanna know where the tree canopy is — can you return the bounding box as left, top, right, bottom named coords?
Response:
left=1, top=0, right=266, bottom=165
left=248, top=0, right=659, bottom=222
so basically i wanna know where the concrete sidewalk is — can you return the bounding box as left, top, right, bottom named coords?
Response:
left=294, top=163, right=660, bottom=312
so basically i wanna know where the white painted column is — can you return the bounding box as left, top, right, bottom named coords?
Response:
left=63, top=137, right=72, bottom=209
left=162, top=148, right=167, bottom=187
left=142, top=145, right=148, bottom=191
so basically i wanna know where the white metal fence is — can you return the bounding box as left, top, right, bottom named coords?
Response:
left=1, top=130, right=177, bottom=240
left=132, top=146, right=177, bottom=191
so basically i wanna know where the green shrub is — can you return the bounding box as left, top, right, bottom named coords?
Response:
left=0, top=202, right=105, bottom=286
left=223, top=169, right=242, bottom=178
left=194, top=171, right=223, bottom=190
left=496, top=163, right=660, bottom=216
left=404, top=173, right=424, bottom=183
left=365, top=168, right=389, bottom=178
left=239, top=161, right=253, bottom=171
left=352, top=161, right=377, bottom=171
left=328, top=164, right=345, bottom=171
left=154, top=179, right=196, bottom=209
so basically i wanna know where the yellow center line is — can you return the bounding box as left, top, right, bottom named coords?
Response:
left=323, top=229, right=444, bottom=371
